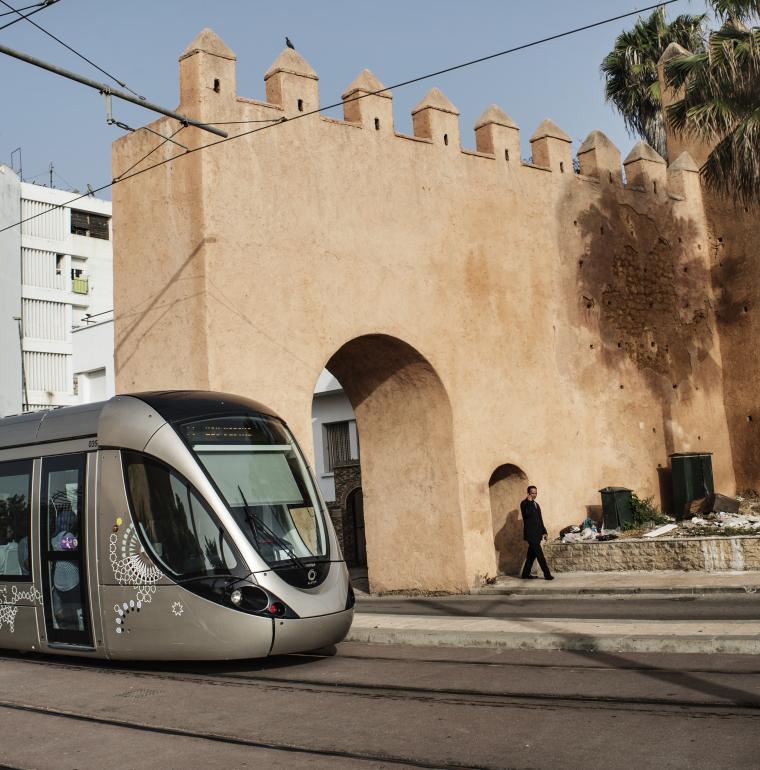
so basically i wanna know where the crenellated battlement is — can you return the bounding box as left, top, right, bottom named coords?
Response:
left=166, top=27, right=702, bottom=205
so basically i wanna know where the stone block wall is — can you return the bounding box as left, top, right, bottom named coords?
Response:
left=545, top=536, right=760, bottom=572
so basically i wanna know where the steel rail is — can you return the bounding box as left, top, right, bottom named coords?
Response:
left=0, top=700, right=493, bottom=770
left=2, top=653, right=760, bottom=716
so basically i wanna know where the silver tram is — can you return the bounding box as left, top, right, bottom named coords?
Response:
left=0, top=391, right=354, bottom=659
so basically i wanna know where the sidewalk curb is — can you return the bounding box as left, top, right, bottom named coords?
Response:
left=345, top=626, right=760, bottom=655
left=357, top=585, right=760, bottom=600
left=472, top=585, right=760, bottom=596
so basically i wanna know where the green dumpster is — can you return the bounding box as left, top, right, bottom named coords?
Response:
left=599, top=487, right=633, bottom=529
left=669, top=452, right=714, bottom=520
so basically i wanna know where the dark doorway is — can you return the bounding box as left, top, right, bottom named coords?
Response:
left=489, top=463, right=528, bottom=576
left=346, top=487, right=366, bottom=567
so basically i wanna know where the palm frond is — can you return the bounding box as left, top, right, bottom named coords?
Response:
left=601, top=9, right=706, bottom=157
left=666, top=18, right=760, bottom=203
left=709, top=0, right=760, bottom=22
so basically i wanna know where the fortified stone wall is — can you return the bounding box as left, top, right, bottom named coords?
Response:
left=113, top=30, right=739, bottom=591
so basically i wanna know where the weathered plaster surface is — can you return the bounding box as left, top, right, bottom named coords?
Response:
left=112, top=30, right=741, bottom=591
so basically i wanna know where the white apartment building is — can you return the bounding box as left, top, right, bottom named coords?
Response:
left=0, top=165, right=114, bottom=415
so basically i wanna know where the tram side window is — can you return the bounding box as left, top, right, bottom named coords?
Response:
left=123, top=452, right=240, bottom=580
left=0, top=460, right=32, bottom=578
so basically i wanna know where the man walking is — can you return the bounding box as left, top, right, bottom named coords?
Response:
left=520, top=485, right=554, bottom=580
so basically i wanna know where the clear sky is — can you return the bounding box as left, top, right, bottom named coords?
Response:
left=0, top=0, right=710, bottom=198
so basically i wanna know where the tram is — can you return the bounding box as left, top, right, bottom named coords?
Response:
left=0, top=391, right=354, bottom=660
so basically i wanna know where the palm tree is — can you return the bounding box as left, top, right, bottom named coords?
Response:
left=708, top=0, right=760, bottom=21
left=601, top=7, right=706, bottom=158
left=665, top=9, right=760, bottom=204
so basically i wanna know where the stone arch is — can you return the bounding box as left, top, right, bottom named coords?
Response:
left=489, top=463, right=528, bottom=575
left=323, top=334, right=465, bottom=592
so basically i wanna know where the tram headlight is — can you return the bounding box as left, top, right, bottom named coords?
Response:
left=230, top=589, right=243, bottom=606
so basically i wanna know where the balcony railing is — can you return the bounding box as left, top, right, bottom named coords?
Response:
left=72, top=277, right=89, bottom=295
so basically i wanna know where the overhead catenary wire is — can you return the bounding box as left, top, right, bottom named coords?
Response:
left=0, top=40, right=228, bottom=138
left=113, top=123, right=187, bottom=180
left=205, top=118, right=288, bottom=125
left=0, top=0, right=682, bottom=235
left=0, top=0, right=50, bottom=17
left=0, top=0, right=146, bottom=99
left=0, top=0, right=57, bottom=32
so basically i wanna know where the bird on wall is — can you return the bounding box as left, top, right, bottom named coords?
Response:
left=285, top=37, right=295, bottom=50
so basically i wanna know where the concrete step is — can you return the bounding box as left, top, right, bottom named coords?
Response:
left=348, top=613, right=760, bottom=654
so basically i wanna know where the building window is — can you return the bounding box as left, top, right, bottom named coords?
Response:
left=324, top=421, right=352, bottom=472
left=70, top=209, right=110, bottom=240
left=70, top=267, right=89, bottom=294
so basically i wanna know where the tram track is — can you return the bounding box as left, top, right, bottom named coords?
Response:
left=3, top=651, right=760, bottom=717
left=0, top=700, right=499, bottom=770
left=297, top=649, right=760, bottom=677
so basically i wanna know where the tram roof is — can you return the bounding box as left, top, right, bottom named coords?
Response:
left=0, top=391, right=280, bottom=450
left=131, top=391, right=278, bottom=424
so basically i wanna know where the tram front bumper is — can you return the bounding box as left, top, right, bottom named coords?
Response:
left=269, top=608, right=354, bottom=655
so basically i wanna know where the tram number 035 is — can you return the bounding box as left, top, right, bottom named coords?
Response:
left=88, top=439, right=98, bottom=448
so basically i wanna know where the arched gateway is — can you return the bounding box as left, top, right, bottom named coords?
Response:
left=113, top=30, right=739, bottom=591
left=325, top=335, right=463, bottom=592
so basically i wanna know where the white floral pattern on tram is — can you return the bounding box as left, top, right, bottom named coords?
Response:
left=171, top=601, right=184, bottom=617
left=108, top=523, right=162, bottom=604
left=108, top=522, right=163, bottom=635
left=0, top=585, right=42, bottom=634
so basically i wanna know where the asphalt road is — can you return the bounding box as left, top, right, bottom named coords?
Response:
left=1, top=642, right=760, bottom=769
left=356, top=594, right=760, bottom=621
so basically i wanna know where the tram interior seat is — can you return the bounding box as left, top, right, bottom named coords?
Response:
left=0, top=541, right=21, bottom=575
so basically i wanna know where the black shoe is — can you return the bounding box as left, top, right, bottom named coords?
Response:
left=544, top=574, right=555, bottom=581
left=521, top=575, right=539, bottom=580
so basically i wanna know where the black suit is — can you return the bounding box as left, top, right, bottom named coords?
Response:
left=520, top=498, right=552, bottom=578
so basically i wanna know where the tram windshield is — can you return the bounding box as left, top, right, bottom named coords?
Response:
left=182, top=415, right=329, bottom=567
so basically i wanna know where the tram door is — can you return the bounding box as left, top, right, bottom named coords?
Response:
left=39, top=454, right=93, bottom=647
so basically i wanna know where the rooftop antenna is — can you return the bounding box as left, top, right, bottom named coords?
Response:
left=49, top=161, right=53, bottom=188
left=10, top=147, right=21, bottom=180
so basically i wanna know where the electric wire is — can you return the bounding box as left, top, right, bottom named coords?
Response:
left=0, top=0, right=49, bottom=17
left=113, top=123, right=187, bottom=180
left=0, top=0, right=56, bottom=32
left=0, top=0, right=682, bottom=235
left=205, top=118, right=287, bottom=125
left=0, top=0, right=145, bottom=99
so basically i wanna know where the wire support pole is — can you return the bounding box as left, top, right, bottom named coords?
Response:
left=0, top=41, right=228, bottom=138
left=12, top=316, right=29, bottom=413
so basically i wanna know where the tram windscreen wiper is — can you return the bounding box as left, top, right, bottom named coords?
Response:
left=237, top=485, right=307, bottom=570
left=237, top=485, right=262, bottom=551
